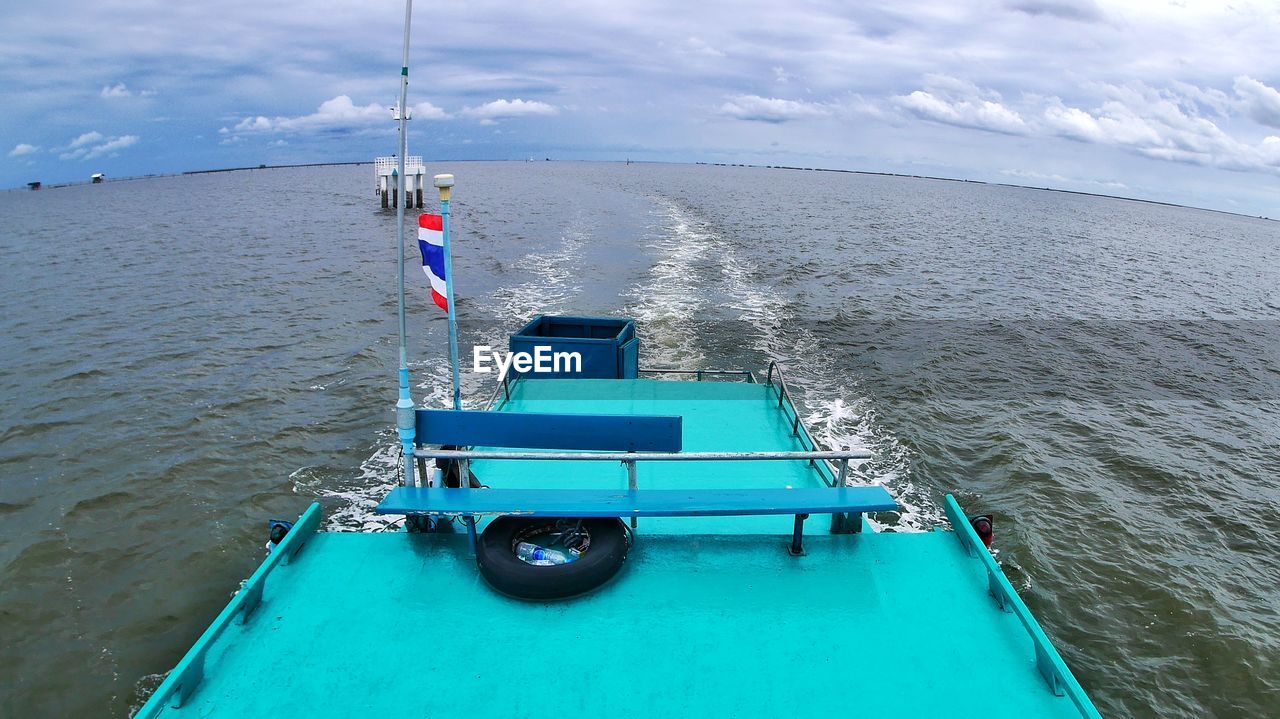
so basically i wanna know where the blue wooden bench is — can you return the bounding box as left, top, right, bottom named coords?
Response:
left=396, top=408, right=893, bottom=553
left=379, top=486, right=896, bottom=518
left=415, top=408, right=682, bottom=451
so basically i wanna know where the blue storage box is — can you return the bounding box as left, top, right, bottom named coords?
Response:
left=508, top=316, right=639, bottom=380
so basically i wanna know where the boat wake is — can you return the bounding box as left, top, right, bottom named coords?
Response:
left=625, top=202, right=714, bottom=367
left=643, top=198, right=939, bottom=530
left=314, top=218, right=596, bottom=531
left=312, top=196, right=937, bottom=533
left=490, top=220, right=588, bottom=323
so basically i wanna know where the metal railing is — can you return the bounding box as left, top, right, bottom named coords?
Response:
left=638, top=367, right=756, bottom=382
left=415, top=449, right=871, bottom=462
left=482, top=370, right=514, bottom=411
left=414, top=447, right=873, bottom=512
left=373, top=155, right=424, bottom=175
left=943, top=496, right=1102, bottom=718
left=135, top=503, right=323, bottom=716
left=467, top=360, right=868, bottom=490
left=762, top=360, right=861, bottom=488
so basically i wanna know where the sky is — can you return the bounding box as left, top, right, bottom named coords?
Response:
left=3, top=0, right=1280, bottom=216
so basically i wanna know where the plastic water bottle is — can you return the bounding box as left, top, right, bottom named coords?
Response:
left=515, top=542, right=578, bottom=566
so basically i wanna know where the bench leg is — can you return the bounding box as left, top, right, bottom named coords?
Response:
left=789, top=514, right=808, bottom=556
left=465, top=516, right=477, bottom=555
left=830, top=511, right=864, bottom=534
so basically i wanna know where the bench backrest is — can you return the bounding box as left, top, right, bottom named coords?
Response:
left=415, top=409, right=682, bottom=452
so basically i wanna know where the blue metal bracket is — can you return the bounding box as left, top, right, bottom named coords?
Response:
left=134, top=503, right=324, bottom=718
left=943, top=495, right=1101, bottom=718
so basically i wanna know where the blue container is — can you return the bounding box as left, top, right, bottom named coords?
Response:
left=508, top=316, right=638, bottom=380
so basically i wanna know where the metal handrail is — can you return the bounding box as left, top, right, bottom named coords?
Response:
left=765, top=360, right=797, bottom=415
left=481, top=371, right=513, bottom=411
left=638, top=367, right=755, bottom=382
left=415, top=449, right=872, bottom=462
left=416, top=448, right=871, bottom=499
left=472, top=360, right=869, bottom=490
left=763, top=360, right=855, bottom=487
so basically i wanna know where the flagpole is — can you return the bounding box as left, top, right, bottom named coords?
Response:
left=434, top=173, right=462, bottom=410
left=393, top=0, right=417, bottom=488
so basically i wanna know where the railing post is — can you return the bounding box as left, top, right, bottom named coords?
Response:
left=789, top=514, right=808, bottom=555
left=625, top=455, right=638, bottom=528
left=460, top=457, right=478, bottom=554
left=836, top=458, right=848, bottom=488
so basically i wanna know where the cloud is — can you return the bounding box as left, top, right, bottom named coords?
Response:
left=68, top=131, right=104, bottom=148
left=1006, top=0, right=1104, bottom=23
left=681, top=36, right=725, bottom=59
left=719, top=95, right=828, bottom=123
left=59, top=132, right=138, bottom=160
left=1000, top=168, right=1127, bottom=189
left=411, top=101, right=448, bottom=120
left=100, top=82, right=155, bottom=99
left=2, top=1, right=1280, bottom=213
left=884, top=75, right=1280, bottom=175
left=460, top=98, right=557, bottom=121
left=893, top=76, right=1028, bottom=135
left=1233, top=76, right=1280, bottom=128
left=231, top=116, right=273, bottom=133
left=223, top=95, right=448, bottom=137
left=8, top=143, right=39, bottom=157
left=1039, top=83, right=1280, bottom=172
left=85, top=135, right=139, bottom=158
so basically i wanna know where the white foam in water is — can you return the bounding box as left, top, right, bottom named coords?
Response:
left=300, top=363, right=468, bottom=532
left=648, top=199, right=941, bottom=531
left=298, top=437, right=404, bottom=532
left=311, top=218, right=594, bottom=532
left=491, top=224, right=587, bottom=323
left=626, top=200, right=714, bottom=367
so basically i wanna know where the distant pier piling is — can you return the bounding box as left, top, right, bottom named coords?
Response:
left=375, top=156, right=425, bottom=209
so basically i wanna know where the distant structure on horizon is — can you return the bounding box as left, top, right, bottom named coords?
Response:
left=375, top=156, right=425, bottom=209
left=91, top=173, right=105, bottom=184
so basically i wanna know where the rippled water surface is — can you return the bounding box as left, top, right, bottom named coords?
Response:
left=1, top=162, right=1278, bottom=717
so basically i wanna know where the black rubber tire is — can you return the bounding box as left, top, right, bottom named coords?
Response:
left=476, top=517, right=629, bottom=601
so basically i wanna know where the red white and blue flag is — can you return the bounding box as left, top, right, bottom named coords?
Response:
left=417, top=213, right=448, bottom=311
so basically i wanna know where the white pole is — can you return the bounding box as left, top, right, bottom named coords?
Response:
left=393, top=0, right=417, bottom=488
left=434, top=174, right=461, bottom=410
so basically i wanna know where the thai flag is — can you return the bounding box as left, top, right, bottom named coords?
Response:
left=417, top=213, right=448, bottom=312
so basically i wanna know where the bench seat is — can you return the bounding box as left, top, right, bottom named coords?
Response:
left=376, top=486, right=897, bottom=518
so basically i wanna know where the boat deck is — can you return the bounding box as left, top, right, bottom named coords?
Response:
left=473, top=378, right=836, bottom=534
left=148, top=529, right=1087, bottom=718
left=138, top=376, right=1097, bottom=718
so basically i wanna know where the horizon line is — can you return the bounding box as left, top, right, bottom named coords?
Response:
left=9, top=157, right=1275, bottom=223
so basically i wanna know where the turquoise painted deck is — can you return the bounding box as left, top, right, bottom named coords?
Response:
left=473, top=379, right=838, bottom=533
left=145, top=530, right=1087, bottom=718
left=138, top=377, right=1099, bottom=717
